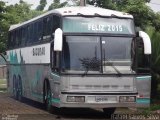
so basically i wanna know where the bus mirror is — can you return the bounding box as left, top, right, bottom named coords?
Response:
left=138, top=31, right=151, bottom=55
left=54, top=28, right=63, bottom=51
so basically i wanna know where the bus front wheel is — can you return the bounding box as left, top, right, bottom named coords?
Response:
left=44, top=80, right=52, bottom=112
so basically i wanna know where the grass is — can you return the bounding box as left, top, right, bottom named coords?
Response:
left=0, top=79, right=7, bottom=92
left=138, top=104, right=160, bottom=116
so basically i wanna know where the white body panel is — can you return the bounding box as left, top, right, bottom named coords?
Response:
left=7, top=43, right=50, bottom=64
left=9, top=6, right=133, bottom=31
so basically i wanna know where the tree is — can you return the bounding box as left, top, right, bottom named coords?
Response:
left=48, top=0, right=68, bottom=10
left=115, top=0, right=154, bottom=30
left=36, top=0, right=47, bottom=11
left=0, top=0, right=43, bottom=52
left=145, top=27, right=160, bottom=98
left=87, top=0, right=154, bottom=30
left=151, top=12, right=160, bottom=31
left=0, top=1, right=7, bottom=52
left=87, top=0, right=116, bottom=9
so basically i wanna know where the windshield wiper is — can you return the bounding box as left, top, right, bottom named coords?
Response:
left=108, top=62, right=122, bottom=77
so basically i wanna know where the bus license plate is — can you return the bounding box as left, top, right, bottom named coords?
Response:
left=95, top=96, right=108, bottom=102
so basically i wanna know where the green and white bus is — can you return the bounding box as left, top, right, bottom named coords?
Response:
left=6, top=6, right=151, bottom=115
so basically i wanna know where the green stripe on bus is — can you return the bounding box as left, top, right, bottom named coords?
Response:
left=136, top=76, right=151, bottom=80
left=50, top=73, right=60, bottom=78
left=136, top=98, right=150, bottom=104
left=52, top=98, right=60, bottom=103
left=32, top=92, right=43, bottom=99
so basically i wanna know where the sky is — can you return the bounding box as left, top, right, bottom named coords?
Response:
left=2, top=0, right=160, bottom=12
left=2, top=0, right=53, bottom=9
left=147, top=0, right=160, bottom=12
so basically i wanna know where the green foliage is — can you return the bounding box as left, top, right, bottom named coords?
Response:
left=36, top=0, right=47, bottom=11
left=48, top=0, right=67, bottom=10
left=116, top=0, right=154, bottom=30
left=0, top=1, right=43, bottom=52
left=139, top=104, right=160, bottom=115
left=0, top=1, right=7, bottom=52
left=87, top=0, right=116, bottom=9
left=151, top=12, right=160, bottom=31
left=145, top=27, right=160, bottom=98
left=146, top=27, right=160, bottom=73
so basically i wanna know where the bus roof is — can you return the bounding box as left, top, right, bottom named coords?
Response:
left=9, top=6, right=133, bottom=31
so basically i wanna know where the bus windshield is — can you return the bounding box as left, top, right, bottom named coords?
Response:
left=62, top=36, right=133, bottom=74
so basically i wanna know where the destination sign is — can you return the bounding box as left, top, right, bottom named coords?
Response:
left=63, top=17, right=135, bottom=34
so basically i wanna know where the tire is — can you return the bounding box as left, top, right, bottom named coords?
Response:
left=44, top=80, right=52, bottom=112
left=103, top=108, right=116, bottom=118
left=13, top=75, right=18, bottom=99
left=17, top=76, right=23, bottom=101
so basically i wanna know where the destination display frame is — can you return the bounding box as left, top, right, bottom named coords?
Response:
left=63, top=16, right=135, bottom=35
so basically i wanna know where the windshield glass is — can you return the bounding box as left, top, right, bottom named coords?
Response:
left=62, top=36, right=133, bottom=74
left=101, top=37, right=132, bottom=74
left=62, top=36, right=101, bottom=73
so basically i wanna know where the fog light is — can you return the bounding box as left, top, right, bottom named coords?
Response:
left=119, top=96, right=136, bottom=103
left=128, top=96, right=136, bottom=102
left=67, top=96, right=85, bottom=102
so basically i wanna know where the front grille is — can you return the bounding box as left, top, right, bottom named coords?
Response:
left=70, top=84, right=132, bottom=91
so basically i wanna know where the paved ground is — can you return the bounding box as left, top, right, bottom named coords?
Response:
left=0, top=92, right=145, bottom=120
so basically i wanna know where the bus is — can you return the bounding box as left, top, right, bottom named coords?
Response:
left=6, top=6, right=151, bottom=115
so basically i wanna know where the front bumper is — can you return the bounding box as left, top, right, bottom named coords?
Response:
left=53, top=92, right=150, bottom=108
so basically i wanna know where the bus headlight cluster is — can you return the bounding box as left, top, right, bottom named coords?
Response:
left=67, top=96, right=85, bottom=102
left=119, top=96, right=136, bottom=103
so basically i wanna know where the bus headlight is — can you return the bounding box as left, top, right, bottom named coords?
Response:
left=67, top=96, right=85, bottom=102
left=119, top=96, right=136, bottom=103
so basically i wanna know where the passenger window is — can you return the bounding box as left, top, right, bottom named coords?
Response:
left=53, top=15, right=60, bottom=32
left=38, top=20, right=43, bottom=41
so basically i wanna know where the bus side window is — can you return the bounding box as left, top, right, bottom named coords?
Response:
left=26, top=25, right=30, bottom=44
left=34, top=22, right=38, bottom=43
left=15, top=30, right=19, bottom=47
left=52, top=15, right=60, bottom=32
left=21, top=27, right=26, bottom=46
left=49, top=16, right=53, bottom=35
left=46, top=16, right=51, bottom=36
left=43, top=17, right=47, bottom=37
left=38, top=20, right=43, bottom=41
left=30, top=24, right=34, bottom=44
left=11, top=31, right=16, bottom=48
left=19, top=28, right=22, bottom=47
left=8, top=32, right=11, bottom=49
